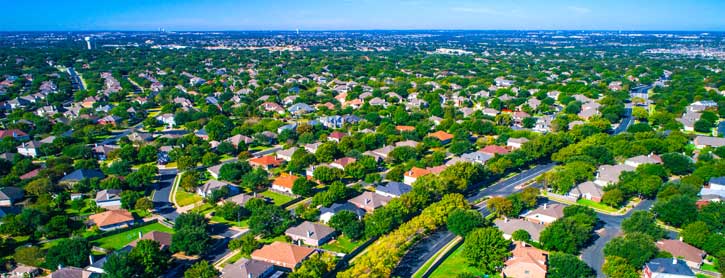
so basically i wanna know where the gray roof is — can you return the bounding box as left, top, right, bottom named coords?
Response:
left=285, top=221, right=336, bottom=241
left=645, top=258, right=695, bottom=277
left=0, top=187, right=24, bottom=201
left=60, top=169, right=105, bottom=183
left=95, top=189, right=122, bottom=202
left=494, top=218, right=545, bottom=242
left=50, top=266, right=96, bottom=278
left=319, top=202, right=366, bottom=218
left=376, top=182, right=412, bottom=197
left=222, top=258, right=274, bottom=278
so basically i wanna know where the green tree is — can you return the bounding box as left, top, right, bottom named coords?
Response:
left=446, top=208, right=485, bottom=237
left=228, top=232, right=260, bottom=256
left=512, top=230, right=532, bottom=242
left=13, top=246, right=43, bottom=267
left=681, top=221, right=710, bottom=248
left=129, top=239, right=170, bottom=277
left=603, top=256, right=639, bottom=278
left=548, top=252, right=595, bottom=278
left=103, top=252, right=138, bottom=278
left=653, top=195, right=697, bottom=227
left=171, top=213, right=211, bottom=255
left=603, top=232, right=657, bottom=268
left=486, top=196, right=513, bottom=217
left=184, top=260, right=219, bottom=278
left=292, top=178, right=316, bottom=197
left=289, top=252, right=338, bottom=278
left=621, top=211, right=665, bottom=239
left=45, top=237, right=91, bottom=268
left=660, top=152, right=694, bottom=175
left=248, top=203, right=294, bottom=237
left=329, top=210, right=365, bottom=240
left=462, top=227, right=511, bottom=274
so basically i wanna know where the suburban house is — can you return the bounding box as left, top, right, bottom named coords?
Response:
left=655, top=239, right=705, bottom=269
left=523, top=203, right=566, bottom=226
left=349, top=191, right=392, bottom=212
left=330, top=157, right=356, bottom=170
left=207, top=163, right=226, bottom=179
left=375, top=181, right=412, bottom=198
left=502, top=242, right=549, bottom=278
left=49, top=266, right=98, bottom=278
left=624, top=154, right=663, bottom=168
left=701, top=176, right=725, bottom=199
left=88, top=209, right=135, bottom=231
left=271, top=174, right=299, bottom=194
left=494, top=218, right=545, bottom=242
left=568, top=181, right=604, bottom=203
left=249, top=155, right=283, bottom=170
left=94, top=189, right=122, bottom=209
left=694, top=135, right=725, bottom=149
left=285, top=221, right=336, bottom=246
left=481, top=145, right=510, bottom=156
left=0, top=187, right=23, bottom=207
left=221, top=258, right=275, bottom=278
left=59, top=169, right=106, bottom=186
left=275, top=147, right=298, bottom=161
left=327, top=131, right=347, bottom=143
left=16, top=141, right=41, bottom=157
left=594, top=164, right=635, bottom=186
left=0, top=129, right=29, bottom=141
left=223, top=193, right=258, bottom=207
left=460, top=151, right=493, bottom=165
left=427, top=130, right=454, bottom=144
left=129, top=231, right=173, bottom=250
left=507, top=137, right=529, bottom=150
left=197, top=180, right=239, bottom=198
left=643, top=258, right=696, bottom=278
left=251, top=242, right=316, bottom=270
left=319, top=202, right=366, bottom=223
left=403, top=167, right=431, bottom=185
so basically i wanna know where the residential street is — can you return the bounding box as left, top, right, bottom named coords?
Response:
left=580, top=199, right=655, bottom=278
left=391, top=162, right=556, bottom=277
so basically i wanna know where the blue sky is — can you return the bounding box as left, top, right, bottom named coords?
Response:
left=3, top=0, right=725, bottom=31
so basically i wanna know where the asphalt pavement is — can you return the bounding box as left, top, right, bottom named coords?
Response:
left=153, top=168, right=180, bottom=221
left=579, top=199, right=655, bottom=278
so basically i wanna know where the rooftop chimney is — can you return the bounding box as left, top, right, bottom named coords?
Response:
left=89, top=255, right=94, bottom=265
left=307, top=230, right=313, bottom=237
left=673, top=258, right=678, bottom=265
left=679, top=236, right=683, bottom=242
left=543, top=203, right=548, bottom=209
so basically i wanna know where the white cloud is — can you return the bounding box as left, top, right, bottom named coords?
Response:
left=567, top=6, right=592, bottom=14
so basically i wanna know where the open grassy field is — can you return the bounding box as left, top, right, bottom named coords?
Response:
left=429, top=244, right=501, bottom=278
left=259, top=190, right=295, bottom=205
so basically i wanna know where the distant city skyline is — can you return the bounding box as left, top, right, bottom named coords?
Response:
left=3, top=0, right=725, bottom=31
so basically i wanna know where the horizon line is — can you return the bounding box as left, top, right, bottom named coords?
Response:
left=1, top=28, right=725, bottom=33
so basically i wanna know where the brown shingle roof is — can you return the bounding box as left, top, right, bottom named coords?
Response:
left=656, top=240, right=705, bottom=265
left=88, top=209, right=134, bottom=227
left=250, top=242, right=315, bottom=269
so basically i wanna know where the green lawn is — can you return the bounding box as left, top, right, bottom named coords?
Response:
left=577, top=199, right=618, bottom=213
left=210, top=215, right=249, bottom=228
left=226, top=251, right=247, bottom=265
left=176, top=190, right=203, bottom=206
left=429, top=244, right=500, bottom=278
left=260, top=190, right=295, bottom=205
left=702, top=263, right=718, bottom=273
left=321, top=236, right=363, bottom=253
left=259, top=234, right=290, bottom=244
left=91, top=223, right=173, bottom=250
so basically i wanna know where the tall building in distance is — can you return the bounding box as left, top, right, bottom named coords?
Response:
left=84, top=36, right=92, bottom=50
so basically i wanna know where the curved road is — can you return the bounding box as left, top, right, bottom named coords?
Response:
left=391, top=162, right=556, bottom=277
left=580, top=199, right=655, bottom=278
